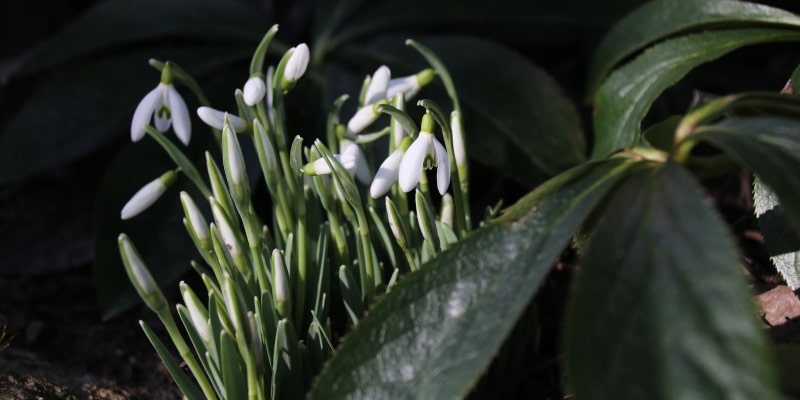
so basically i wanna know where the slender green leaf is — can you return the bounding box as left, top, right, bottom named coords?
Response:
left=592, top=28, right=800, bottom=159
left=349, top=36, right=586, bottom=184
left=565, top=161, right=780, bottom=400
left=140, top=321, right=205, bottom=400
left=309, top=158, right=637, bottom=399
left=19, top=0, right=266, bottom=74
left=588, top=0, right=800, bottom=98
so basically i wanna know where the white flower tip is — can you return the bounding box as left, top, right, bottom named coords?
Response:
left=119, top=235, right=157, bottom=294
left=121, top=178, right=168, bottom=220
left=346, top=105, right=379, bottom=135
left=434, top=140, right=450, bottom=195
left=284, top=43, right=310, bottom=82
left=364, top=65, right=391, bottom=105
left=197, top=107, right=246, bottom=132
left=243, top=76, right=266, bottom=106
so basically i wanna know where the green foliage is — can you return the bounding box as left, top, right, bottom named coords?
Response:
left=8, top=0, right=800, bottom=397
left=566, top=161, right=780, bottom=400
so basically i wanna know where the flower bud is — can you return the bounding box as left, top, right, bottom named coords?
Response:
left=120, top=170, right=177, bottom=220
left=243, top=75, right=266, bottom=106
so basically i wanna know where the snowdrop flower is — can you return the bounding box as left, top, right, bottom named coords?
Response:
left=243, top=75, right=266, bottom=106
left=386, top=68, right=436, bottom=100
left=121, top=170, right=177, bottom=220
left=340, top=139, right=371, bottom=184
left=282, top=43, right=309, bottom=89
left=399, top=114, right=450, bottom=195
left=363, top=65, right=390, bottom=105
left=346, top=101, right=386, bottom=135
left=303, top=153, right=357, bottom=176
left=118, top=234, right=167, bottom=312
left=370, top=137, right=410, bottom=198
left=196, top=107, right=247, bottom=132
left=131, top=64, right=191, bottom=145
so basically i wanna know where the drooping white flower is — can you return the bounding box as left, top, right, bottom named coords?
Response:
left=302, top=154, right=356, bottom=176
left=340, top=139, right=370, bottom=184
left=196, top=107, right=247, bottom=132
left=370, top=147, right=405, bottom=198
left=121, top=170, right=177, bottom=220
left=346, top=103, right=381, bottom=135
left=363, top=65, right=390, bottom=105
left=283, top=43, right=310, bottom=85
left=131, top=82, right=191, bottom=145
left=398, top=122, right=450, bottom=195
left=386, top=68, right=436, bottom=101
left=243, top=75, right=266, bottom=106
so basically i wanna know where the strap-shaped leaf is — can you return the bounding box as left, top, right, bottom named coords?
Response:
left=565, top=161, right=780, bottom=400
left=587, top=0, right=800, bottom=98
left=592, top=28, right=800, bottom=159
left=308, top=158, right=637, bottom=399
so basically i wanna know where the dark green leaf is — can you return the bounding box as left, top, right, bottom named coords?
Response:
left=20, top=0, right=265, bottom=74
left=308, top=158, right=637, bottom=399
left=690, top=117, right=800, bottom=230
left=0, top=45, right=250, bottom=185
left=566, top=161, right=780, bottom=400
left=593, top=28, right=800, bottom=159
left=347, top=36, right=586, bottom=185
left=754, top=178, right=800, bottom=289
left=588, top=0, right=800, bottom=98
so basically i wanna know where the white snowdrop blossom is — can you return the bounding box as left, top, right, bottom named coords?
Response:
left=386, top=68, right=436, bottom=100
left=370, top=147, right=405, bottom=198
left=303, top=154, right=357, bottom=176
left=346, top=103, right=381, bottom=135
left=364, top=65, right=390, bottom=105
left=196, top=107, right=247, bottom=132
left=131, top=82, right=191, bottom=145
left=399, top=127, right=450, bottom=195
left=283, top=43, right=310, bottom=85
left=121, top=170, right=177, bottom=220
left=451, top=111, right=466, bottom=169
left=243, top=75, right=266, bottom=106
left=340, top=139, right=370, bottom=184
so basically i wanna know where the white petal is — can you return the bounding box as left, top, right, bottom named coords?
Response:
left=386, top=75, right=420, bottom=100
left=181, top=286, right=210, bottom=342
left=130, top=85, right=161, bottom=141
left=168, top=85, right=191, bottom=145
left=284, top=43, right=310, bottom=82
left=342, top=141, right=371, bottom=184
left=346, top=105, right=379, bottom=134
left=307, top=154, right=356, bottom=175
left=121, top=178, right=167, bottom=220
left=272, top=249, right=291, bottom=304
left=364, top=65, right=390, bottom=105
left=370, top=149, right=404, bottom=198
left=197, top=107, right=246, bottom=132
left=243, top=76, right=266, bottom=106
left=153, top=84, right=171, bottom=132
left=433, top=139, right=450, bottom=195
left=398, top=134, right=430, bottom=192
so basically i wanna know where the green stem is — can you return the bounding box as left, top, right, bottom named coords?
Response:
left=156, top=307, right=218, bottom=400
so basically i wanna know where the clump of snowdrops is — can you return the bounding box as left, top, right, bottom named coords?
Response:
left=117, top=24, right=471, bottom=399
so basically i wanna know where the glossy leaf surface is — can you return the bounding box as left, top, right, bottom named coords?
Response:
left=592, top=28, right=800, bottom=159
left=566, top=161, right=780, bottom=400
left=309, top=159, right=636, bottom=399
